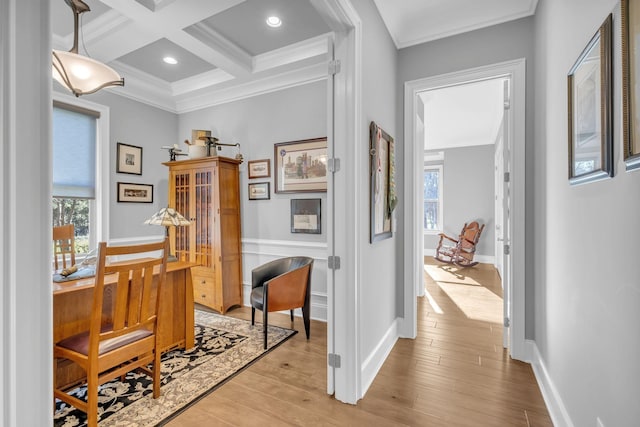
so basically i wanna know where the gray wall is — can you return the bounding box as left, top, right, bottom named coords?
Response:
left=533, top=1, right=640, bottom=426
left=177, top=81, right=327, bottom=243
left=424, top=145, right=495, bottom=257
left=397, top=16, right=536, bottom=337
left=352, top=0, right=399, bottom=360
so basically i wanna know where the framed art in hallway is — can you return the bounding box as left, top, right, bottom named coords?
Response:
left=567, top=13, right=613, bottom=185
left=622, top=0, right=640, bottom=171
left=369, top=121, right=397, bottom=242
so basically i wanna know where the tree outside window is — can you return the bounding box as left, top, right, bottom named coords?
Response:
left=424, top=165, right=443, bottom=232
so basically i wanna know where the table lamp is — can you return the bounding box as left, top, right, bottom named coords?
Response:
left=144, top=207, right=191, bottom=261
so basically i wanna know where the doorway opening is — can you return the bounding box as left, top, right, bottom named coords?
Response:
left=402, top=59, right=527, bottom=361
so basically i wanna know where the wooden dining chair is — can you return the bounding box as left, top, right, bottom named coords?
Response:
left=53, top=224, right=76, bottom=270
left=53, top=238, right=169, bottom=427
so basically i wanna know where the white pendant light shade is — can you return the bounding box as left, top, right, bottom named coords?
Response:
left=53, top=49, right=124, bottom=97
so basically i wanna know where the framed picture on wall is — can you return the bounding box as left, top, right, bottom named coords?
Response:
left=248, top=182, right=270, bottom=200
left=248, top=159, right=271, bottom=179
left=116, top=143, right=143, bottom=175
left=369, top=121, right=397, bottom=242
left=274, top=138, right=327, bottom=193
left=117, top=182, right=153, bottom=203
left=622, top=0, right=640, bottom=171
left=291, top=198, right=321, bottom=234
left=567, top=14, right=613, bottom=185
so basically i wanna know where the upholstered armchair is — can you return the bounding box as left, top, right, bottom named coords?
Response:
left=250, top=256, right=313, bottom=349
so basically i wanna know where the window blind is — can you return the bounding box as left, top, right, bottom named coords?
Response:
left=52, top=105, right=97, bottom=198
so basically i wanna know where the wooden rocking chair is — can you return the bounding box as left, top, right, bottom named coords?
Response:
left=435, top=221, right=485, bottom=267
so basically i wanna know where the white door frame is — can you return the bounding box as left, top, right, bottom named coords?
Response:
left=401, top=59, right=527, bottom=361
left=311, top=0, right=362, bottom=403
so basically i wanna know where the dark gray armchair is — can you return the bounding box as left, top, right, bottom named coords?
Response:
left=250, top=256, right=313, bottom=349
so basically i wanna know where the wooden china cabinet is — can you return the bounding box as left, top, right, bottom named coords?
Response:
left=164, top=156, right=242, bottom=314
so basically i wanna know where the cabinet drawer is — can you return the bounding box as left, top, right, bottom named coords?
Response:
left=192, top=270, right=217, bottom=309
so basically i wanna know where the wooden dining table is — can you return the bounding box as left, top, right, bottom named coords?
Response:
left=53, top=260, right=196, bottom=389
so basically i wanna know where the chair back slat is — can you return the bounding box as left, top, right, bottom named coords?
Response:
left=91, top=239, right=168, bottom=352
left=53, top=224, right=76, bottom=270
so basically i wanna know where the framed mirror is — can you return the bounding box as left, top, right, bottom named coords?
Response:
left=567, top=14, right=613, bottom=184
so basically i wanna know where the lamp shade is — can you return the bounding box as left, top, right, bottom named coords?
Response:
left=144, top=208, right=191, bottom=227
left=53, top=50, right=124, bottom=97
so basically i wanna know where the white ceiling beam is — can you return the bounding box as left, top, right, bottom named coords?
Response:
left=179, top=24, right=253, bottom=77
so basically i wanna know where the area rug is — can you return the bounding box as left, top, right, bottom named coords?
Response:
left=54, top=310, right=296, bottom=427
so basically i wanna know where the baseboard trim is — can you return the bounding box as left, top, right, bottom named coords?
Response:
left=360, top=318, right=399, bottom=398
left=527, top=339, right=575, bottom=427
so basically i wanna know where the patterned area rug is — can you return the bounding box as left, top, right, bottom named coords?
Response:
left=54, top=310, right=296, bottom=427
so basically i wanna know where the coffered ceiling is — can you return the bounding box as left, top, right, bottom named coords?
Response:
left=51, top=0, right=538, bottom=113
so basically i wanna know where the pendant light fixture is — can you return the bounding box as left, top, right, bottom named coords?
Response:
left=52, top=0, right=124, bottom=97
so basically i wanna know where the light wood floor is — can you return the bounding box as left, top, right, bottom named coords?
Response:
left=166, top=259, right=552, bottom=426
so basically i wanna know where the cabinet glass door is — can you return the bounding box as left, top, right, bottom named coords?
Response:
left=173, top=172, right=190, bottom=261
left=194, top=169, right=213, bottom=267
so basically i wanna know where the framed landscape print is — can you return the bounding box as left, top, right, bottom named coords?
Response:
left=117, top=182, right=153, bottom=203
left=290, top=198, right=321, bottom=234
left=369, top=122, right=396, bottom=242
left=274, top=138, right=327, bottom=193
left=567, top=14, right=613, bottom=185
left=116, top=143, right=143, bottom=175
left=622, top=0, right=640, bottom=170
left=248, top=159, right=271, bottom=179
left=248, top=182, right=270, bottom=200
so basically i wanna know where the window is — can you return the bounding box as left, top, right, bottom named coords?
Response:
left=52, top=96, right=109, bottom=255
left=424, top=165, right=443, bottom=232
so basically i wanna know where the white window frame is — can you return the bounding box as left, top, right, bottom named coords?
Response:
left=423, top=163, right=443, bottom=234
left=53, top=92, right=110, bottom=246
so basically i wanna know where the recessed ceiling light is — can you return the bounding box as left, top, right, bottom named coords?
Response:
left=163, top=56, right=178, bottom=65
left=266, top=16, right=282, bottom=28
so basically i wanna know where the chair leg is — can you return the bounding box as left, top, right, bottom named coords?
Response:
left=290, top=309, right=294, bottom=322
left=251, top=307, right=255, bottom=325
left=302, top=301, right=311, bottom=340
left=152, top=346, right=161, bottom=398
left=86, top=374, right=99, bottom=427
left=263, top=309, right=268, bottom=350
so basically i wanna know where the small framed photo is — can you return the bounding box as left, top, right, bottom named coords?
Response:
left=248, top=159, right=271, bottom=179
left=567, top=14, right=613, bottom=184
left=291, top=198, right=321, bottom=234
left=248, top=182, right=270, bottom=200
left=116, top=143, right=143, bottom=175
left=274, top=137, right=327, bottom=193
left=117, top=182, right=153, bottom=203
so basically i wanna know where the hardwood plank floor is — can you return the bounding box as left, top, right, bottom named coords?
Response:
left=166, top=259, right=552, bottom=426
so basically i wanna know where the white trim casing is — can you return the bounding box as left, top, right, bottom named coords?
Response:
left=2, top=2, right=53, bottom=425
left=527, top=340, right=576, bottom=427
left=402, top=59, right=527, bottom=362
